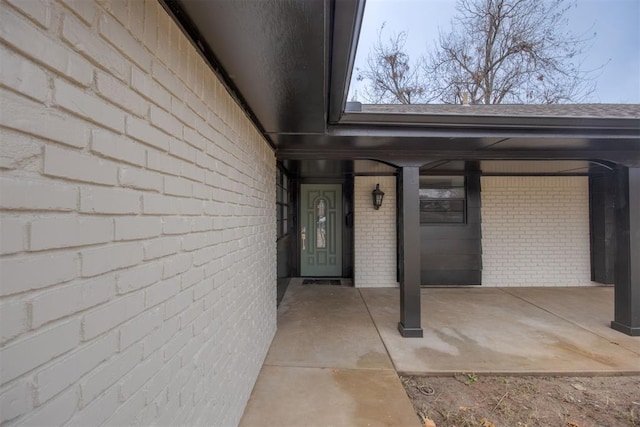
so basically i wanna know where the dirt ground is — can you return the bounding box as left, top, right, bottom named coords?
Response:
left=401, top=375, right=640, bottom=427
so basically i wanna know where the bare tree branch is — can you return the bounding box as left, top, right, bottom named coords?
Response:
left=423, top=0, right=597, bottom=104
left=356, top=25, right=427, bottom=104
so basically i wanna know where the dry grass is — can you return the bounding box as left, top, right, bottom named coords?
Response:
left=402, top=375, right=640, bottom=427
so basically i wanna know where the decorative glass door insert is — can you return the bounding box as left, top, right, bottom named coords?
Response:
left=300, top=184, right=342, bottom=276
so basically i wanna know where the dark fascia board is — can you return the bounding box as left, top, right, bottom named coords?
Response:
left=328, top=0, right=366, bottom=124
left=338, top=112, right=640, bottom=136
left=328, top=124, right=640, bottom=140
left=276, top=148, right=640, bottom=167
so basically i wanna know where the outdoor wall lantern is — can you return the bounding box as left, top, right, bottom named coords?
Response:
left=372, top=184, right=385, bottom=210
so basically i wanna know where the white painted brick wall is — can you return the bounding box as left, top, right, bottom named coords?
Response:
left=0, top=1, right=276, bottom=425
left=354, top=176, right=398, bottom=287
left=481, top=176, right=595, bottom=287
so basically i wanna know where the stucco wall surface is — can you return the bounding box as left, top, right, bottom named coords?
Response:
left=481, top=176, right=595, bottom=287
left=0, top=0, right=276, bottom=425
left=354, top=176, right=398, bottom=287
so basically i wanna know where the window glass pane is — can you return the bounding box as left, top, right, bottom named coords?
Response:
left=419, top=188, right=465, bottom=199
left=419, top=175, right=466, bottom=224
left=420, top=200, right=465, bottom=223
left=421, top=200, right=464, bottom=212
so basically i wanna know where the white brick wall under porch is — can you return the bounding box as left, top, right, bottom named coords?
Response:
left=354, top=176, right=399, bottom=288
left=352, top=174, right=596, bottom=288
left=481, top=176, right=596, bottom=287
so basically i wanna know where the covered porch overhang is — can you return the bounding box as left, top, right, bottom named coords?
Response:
left=164, top=0, right=640, bottom=336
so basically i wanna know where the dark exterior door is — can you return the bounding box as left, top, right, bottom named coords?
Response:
left=300, top=184, right=342, bottom=276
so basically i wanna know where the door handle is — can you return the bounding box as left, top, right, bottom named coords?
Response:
left=301, top=226, right=306, bottom=251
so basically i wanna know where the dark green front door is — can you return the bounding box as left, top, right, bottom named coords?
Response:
left=300, top=184, right=342, bottom=276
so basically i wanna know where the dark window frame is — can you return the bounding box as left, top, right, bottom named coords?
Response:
left=419, top=175, right=467, bottom=225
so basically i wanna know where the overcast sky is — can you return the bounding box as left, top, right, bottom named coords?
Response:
left=349, top=0, right=640, bottom=103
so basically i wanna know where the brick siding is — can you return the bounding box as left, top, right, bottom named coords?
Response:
left=354, top=176, right=398, bottom=287
left=481, top=176, right=595, bottom=287
left=0, top=1, right=276, bottom=425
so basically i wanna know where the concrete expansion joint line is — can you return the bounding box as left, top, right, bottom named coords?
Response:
left=261, top=363, right=386, bottom=372
left=358, top=288, right=401, bottom=374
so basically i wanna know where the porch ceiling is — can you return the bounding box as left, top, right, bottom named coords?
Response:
left=166, top=0, right=640, bottom=167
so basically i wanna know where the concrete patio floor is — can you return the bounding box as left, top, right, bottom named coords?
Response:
left=363, top=286, right=640, bottom=375
left=240, top=282, right=420, bottom=427
left=240, top=283, right=639, bottom=426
